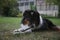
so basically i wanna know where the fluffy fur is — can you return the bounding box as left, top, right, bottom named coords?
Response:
left=13, top=10, right=60, bottom=34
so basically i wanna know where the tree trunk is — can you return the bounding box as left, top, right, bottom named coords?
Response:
left=58, top=4, right=60, bottom=18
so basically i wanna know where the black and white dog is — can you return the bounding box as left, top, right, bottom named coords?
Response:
left=13, top=10, right=60, bottom=34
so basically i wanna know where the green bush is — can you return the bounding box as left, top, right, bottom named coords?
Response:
left=17, top=13, right=23, bottom=17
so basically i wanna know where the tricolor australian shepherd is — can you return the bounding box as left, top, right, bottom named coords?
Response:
left=13, top=10, right=60, bottom=34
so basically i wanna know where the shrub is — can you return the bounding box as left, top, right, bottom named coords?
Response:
left=17, top=13, right=23, bottom=17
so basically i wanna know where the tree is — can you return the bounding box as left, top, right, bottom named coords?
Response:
left=46, top=0, right=60, bottom=18
left=0, top=0, right=19, bottom=17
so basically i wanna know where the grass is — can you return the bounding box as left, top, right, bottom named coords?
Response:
left=48, top=18, right=60, bottom=26
left=0, top=17, right=22, bottom=30
left=0, top=17, right=60, bottom=40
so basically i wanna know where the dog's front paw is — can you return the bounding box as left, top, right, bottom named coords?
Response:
left=12, top=29, right=20, bottom=34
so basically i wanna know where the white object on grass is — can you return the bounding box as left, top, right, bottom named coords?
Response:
left=13, top=24, right=32, bottom=34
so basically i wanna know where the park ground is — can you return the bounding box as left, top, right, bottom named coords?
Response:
left=0, top=17, right=60, bottom=40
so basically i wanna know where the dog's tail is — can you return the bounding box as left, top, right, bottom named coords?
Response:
left=52, top=26, right=60, bottom=32
left=49, top=23, right=60, bottom=32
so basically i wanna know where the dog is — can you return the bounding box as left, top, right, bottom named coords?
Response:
left=13, top=10, right=60, bottom=34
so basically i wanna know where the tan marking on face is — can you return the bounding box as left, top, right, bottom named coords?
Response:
left=23, top=19, right=30, bottom=25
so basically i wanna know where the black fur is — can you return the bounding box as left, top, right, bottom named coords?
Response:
left=22, top=10, right=40, bottom=26
left=32, top=18, right=56, bottom=32
left=21, top=10, right=60, bottom=32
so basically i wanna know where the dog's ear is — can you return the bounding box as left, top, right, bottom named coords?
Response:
left=23, top=10, right=32, bottom=18
left=33, top=11, right=40, bottom=26
left=23, top=10, right=28, bottom=17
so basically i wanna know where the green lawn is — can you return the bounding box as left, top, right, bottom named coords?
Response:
left=0, top=17, right=60, bottom=30
left=48, top=18, right=60, bottom=26
left=0, top=17, right=60, bottom=40
left=0, top=17, right=22, bottom=30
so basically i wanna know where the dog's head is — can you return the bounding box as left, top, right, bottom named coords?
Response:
left=22, top=10, right=40, bottom=27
